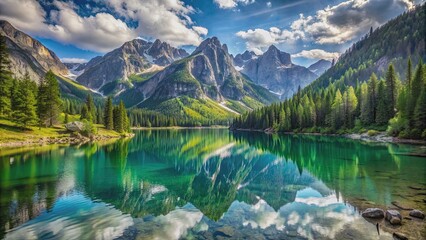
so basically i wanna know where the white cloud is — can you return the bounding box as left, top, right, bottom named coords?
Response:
left=292, top=49, right=340, bottom=61
left=0, top=0, right=208, bottom=53
left=192, top=26, right=209, bottom=36
left=236, top=27, right=304, bottom=54
left=290, top=0, right=416, bottom=44
left=106, top=0, right=207, bottom=47
left=235, top=0, right=416, bottom=53
left=214, top=0, right=255, bottom=9
left=61, top=58, right=89, bottom=64
left=266, top=2, right=272, bottom=8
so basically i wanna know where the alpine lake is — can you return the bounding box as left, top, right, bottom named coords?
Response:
left=1, top=129, right=425, bottom=240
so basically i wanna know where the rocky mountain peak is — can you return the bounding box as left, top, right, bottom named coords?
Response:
left=262, top=45, right=292, bottom=66
left=308, top=59, right=332, bottom=75
left=194, top=37, right=228, bottom=55
left=0, top=20, right=69, bottom=81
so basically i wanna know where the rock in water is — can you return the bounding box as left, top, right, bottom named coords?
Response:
left=392, top=232, right=408, bottom=240
left=386, top=210, right=402, bottom=225
left=409, top=209, right=425, bottom=219
left=65, top=121, right=85, bottom=132
left=362, top=208, right=385, bottom=218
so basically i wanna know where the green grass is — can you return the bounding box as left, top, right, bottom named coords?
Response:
left=241, top=96, right=264, bottom=109
left=129, top=71, right=160, bottom=83
left=57, top=75, right=101, bottom=101
left=0, top=116, right=120, bottom=146
left=139, top=96, right=237, bottom=122
left=225, top=100, right=251, bottom=113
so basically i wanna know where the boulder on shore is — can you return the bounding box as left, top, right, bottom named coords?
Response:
left=65, top=121, right=84, bottom=132
left=386, top=210, right=402, bottom=225
left=393, top=232, right=408, bottom=240
left=362, top=208, right=385, bottom=218
left=409, top=209, right=425, bottom=219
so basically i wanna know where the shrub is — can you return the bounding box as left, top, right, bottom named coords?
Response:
left=367, top=130, right=379, bottom=136
left=81, top=119, right=97, bottom=137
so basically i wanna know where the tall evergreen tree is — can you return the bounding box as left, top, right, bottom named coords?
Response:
left=331, top=90, right=343, bottom=129
left=414, top=67, right=426, bottom=133
left=365, top=73, right=378, bottom=124
left=376, top=80, right=388, bottom=125
left=85, top=94, right=96, bottom=123
left=113, top=105, right=123, bottom=133
left=385, top=64, right=398, bottom=119
left=37, top=70, right=61, bottom=127
left=407, top=61, right=423, bottom=127
left=11, top=74, right=37, bottom=127
left=104, top=97, right=114, bottom=130
left=80, top=104, right=90, bottom=121
left=0, top=36, right=13, bottom=116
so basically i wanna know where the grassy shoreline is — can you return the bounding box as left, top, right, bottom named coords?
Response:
left=0, top=118, right=122, bottom=149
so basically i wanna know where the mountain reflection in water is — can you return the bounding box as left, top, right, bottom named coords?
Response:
left=1, top=129, right=425, bottom=239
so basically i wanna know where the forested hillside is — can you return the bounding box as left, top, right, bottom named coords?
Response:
left=232, top=4, right=426, bottom=139
left=310, top=4, right=425, bottom=91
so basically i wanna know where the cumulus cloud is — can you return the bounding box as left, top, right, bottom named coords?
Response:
left=0, top=0, right=208, bottom=52
left=192, top=26, right=209, bottom=36
left=214, top=0, right=256, bottom=9
left=292, top=49, right=340, bottom=61
left=105, top=0, right=207, bottom=47
left=0, top=0, right=136, bottom=52
left=290, top=0, right=416, bottom=44
left=236, top=27, right=304, bottom=54
left=236, top=0, right=416, bottom=53
left=60, top=58, right=89, bottom=64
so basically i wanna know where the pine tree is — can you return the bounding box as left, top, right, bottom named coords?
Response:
left=85, top=94, right=96, bottom=123
left=11, top=74, right=37, bottom=127
left=331, top=90, right=343, bottom=130
left=385, top=64, right=397, bottom=119
left=104, top=97, right=114, bottom=130
left=344, top=86, right=358, bottom=128
left=376, top=80, right=388, bottom=125
left=120, top=101, right=129, bottom=132
left=37, top=71, right=61, bottom=127
left=80, top=105, right=90, bottom=121
left=64, top=113, right=69, bottom=124
left=365, top=73, right=378, bottom=124
left=414, top=68, right=426, bottom=133
left=0, top=36, right=13, bottom=116
left=407, top=61, right=423, bottom=127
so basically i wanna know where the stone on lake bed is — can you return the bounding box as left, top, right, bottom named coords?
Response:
left=409, top=209, right=425, bottom=219
left=362, top=208, right=385, bottom=218
left=386, top=210, right=402, bottom=225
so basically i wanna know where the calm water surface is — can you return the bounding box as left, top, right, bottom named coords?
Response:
left=1, top=129, right=425, bottom=239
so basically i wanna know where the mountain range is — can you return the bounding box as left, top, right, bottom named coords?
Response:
left=1, top=18, right=333, bottom=122
left=233, top=46, right=320, bottom=99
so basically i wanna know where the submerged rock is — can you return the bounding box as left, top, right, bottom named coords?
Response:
left=392, top=232, right=408, bottom=240
left=386, top=210, right=402, bottom=225
left=362, top=208, right=385, bottom=218
left=409, top=209, right=425, bottom=219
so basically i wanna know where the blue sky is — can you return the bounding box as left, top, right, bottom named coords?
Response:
left=0, top=0, right=421, bottom=66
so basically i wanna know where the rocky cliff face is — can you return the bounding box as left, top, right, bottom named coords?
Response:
left=308, top=59, right=332, bottom=75
left=0, top=20, right=69, bottom=82
left=123, top=37, right=277, bottom=111
left=235, top=45, right=318, bottom=99
left=76, top=39, right=188, bottom=90
left=233, top=50, right=257, bottom=68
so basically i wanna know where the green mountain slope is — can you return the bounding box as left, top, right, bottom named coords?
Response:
left=310, top=4, right=425, bottom=91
